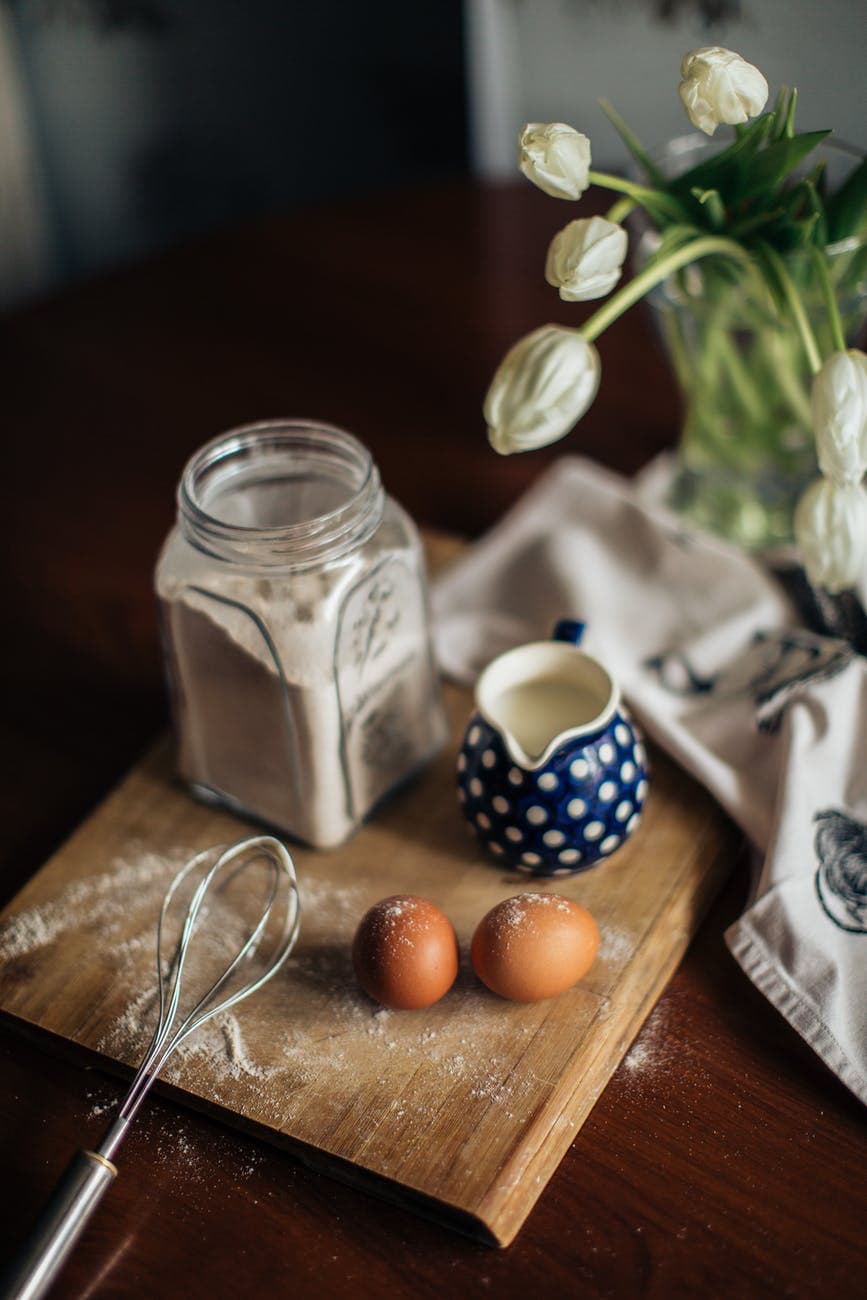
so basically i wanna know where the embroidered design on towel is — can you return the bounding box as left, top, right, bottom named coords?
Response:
left=814, top=809, right=867, bottom=934
left=645, top=630, right=853, bottom=731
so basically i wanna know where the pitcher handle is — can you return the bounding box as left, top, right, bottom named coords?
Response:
left=552, top=619, right=585, bottom=646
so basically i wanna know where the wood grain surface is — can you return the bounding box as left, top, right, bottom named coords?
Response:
left=0, top=531, right=740, bottom=1245
left=1, top=180, right=864, bottom=1299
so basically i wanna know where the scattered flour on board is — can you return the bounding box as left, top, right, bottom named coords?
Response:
left=598, top=926, right=635, bottom=965
left=0, top=843, right=644, bottom=1126
left=0, top=849, right=182, bottom=963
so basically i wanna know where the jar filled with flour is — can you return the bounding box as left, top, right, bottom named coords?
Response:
left=156, top=420, right=448, bottom=848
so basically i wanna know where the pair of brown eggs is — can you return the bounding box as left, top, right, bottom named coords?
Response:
left=351, top=892, right=599, bottom=1010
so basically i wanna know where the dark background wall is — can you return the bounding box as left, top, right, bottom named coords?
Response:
left=5, top=0, right=467, bottom=291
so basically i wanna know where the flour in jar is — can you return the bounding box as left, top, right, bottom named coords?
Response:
left=156, top=508, right=447, bottom=849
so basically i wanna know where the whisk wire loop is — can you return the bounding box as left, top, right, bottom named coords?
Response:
left=119, top=835, right=300, bottom=1124
left=4, top=834, right=301, bottom=1300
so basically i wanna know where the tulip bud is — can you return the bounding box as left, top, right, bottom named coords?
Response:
left=812, top=349, right=867, bottom=486
left=545, top=216, right=628, bottom=302
left=484, top=325, right=601, bottom=455
left=678, top=47, right=769, bottom=136
left=518, top=123, right=591, bottom=200
left=794, top=476, right=867, bottom=593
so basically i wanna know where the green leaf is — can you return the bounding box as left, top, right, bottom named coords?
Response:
left=777, top=172, right=826, bottom=229
left=806, top=159, right=828, bottom=202
left=771, top=87, right=798, bottom=142
left=826, top=155, right=867, bottom=241
left=598, top=98, right=666, bottom=187
left=668, top=113, right=775, bottom=201
left=690, top=186, right=726, bottom=229
left=746, top=130, right=831, bottom=192
left=774, top=88, right=795, bottom=143
left=800, top=177, right=829, bottom=247
left=728, top=206, right=787, bottom=240
left=781, top=87, right=799, bottom=140
left=721, top=175, right=827, bottom=256
left=790, top=212, right=821, bottom=248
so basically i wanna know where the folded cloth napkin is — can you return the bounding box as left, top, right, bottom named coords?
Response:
left=431, top=456, right=867, bottom=1105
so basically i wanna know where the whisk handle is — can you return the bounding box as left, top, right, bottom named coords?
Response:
left=2, top=1149, right=117, bottom=1300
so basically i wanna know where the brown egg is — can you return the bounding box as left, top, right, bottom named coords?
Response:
left=471, top=893, right=599, bottom=1002
left=352, top=895, right=459, bottom=1010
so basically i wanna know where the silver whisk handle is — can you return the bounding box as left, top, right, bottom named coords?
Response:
left=1, top=1150, right=117, bottom=1300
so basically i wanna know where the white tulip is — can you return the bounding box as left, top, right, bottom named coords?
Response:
left=484, top=325, right=601, bottom=455
left=794, top=476, right=867, bottom=593
left=518, top=123, right=591, bottom=200
left=678, top=47, right=769, bottom=136
left=545, top=216, right=628, bottom=302
left=812, top=349, right=867, bottom=486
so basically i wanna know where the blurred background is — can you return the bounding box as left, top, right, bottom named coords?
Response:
left=0, top=0, right=863, bottom=889
left=0, top=0, right=863, bottom=308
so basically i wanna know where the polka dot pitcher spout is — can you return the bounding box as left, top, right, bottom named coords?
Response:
left=456, top=620, right=648, bottom=876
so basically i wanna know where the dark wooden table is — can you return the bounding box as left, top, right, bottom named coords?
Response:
left=1, top=181, right=864, bottom=1299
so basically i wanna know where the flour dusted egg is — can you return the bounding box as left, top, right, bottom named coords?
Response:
left=352, top=895, right=459, bottom=1010
left=471, top=893, right=598, bottom=1002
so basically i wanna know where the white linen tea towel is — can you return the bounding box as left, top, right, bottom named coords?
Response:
left=432, top=456, right=867, bottom=1104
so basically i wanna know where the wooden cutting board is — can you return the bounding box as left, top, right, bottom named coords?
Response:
left=0, top=536, right=740, bottom=1247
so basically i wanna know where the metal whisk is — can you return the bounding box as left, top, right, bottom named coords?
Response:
left=4, top=835, right=301, bottom=1300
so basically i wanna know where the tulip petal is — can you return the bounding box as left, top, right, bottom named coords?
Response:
left=544, top=216, right=628, bottom=303
left=794, top=476, right=867, bottom=593
left=812, top=349, right=867, bottom=486
left=679, top=47, right=768, bottom=137
left=518, top=123, right=592, bottom=200
left=484, top=325, right=601, bottom=455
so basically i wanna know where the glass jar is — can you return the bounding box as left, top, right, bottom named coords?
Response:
left=155, top=420, right=448, bottom=848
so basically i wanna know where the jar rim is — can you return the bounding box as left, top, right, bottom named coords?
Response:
left=178, top=419, right=384, bottom=568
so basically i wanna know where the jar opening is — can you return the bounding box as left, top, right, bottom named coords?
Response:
left=179, top=420, right=384, bottom=568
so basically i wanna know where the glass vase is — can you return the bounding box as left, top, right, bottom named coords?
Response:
left=644, top=135, right=866, bottom=551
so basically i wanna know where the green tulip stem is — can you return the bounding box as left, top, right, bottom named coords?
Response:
left=587, top=170, right=685, bottom=221
left=809, top=246, right=847, bottom=354
left=763, top=329, right=813, bottom=426
left=606, top=196, right=636, bottom=224
left=579, top=236, right=762, bottom=344
left=714, top=330, right=768, bottom=425
left=759, top=242, right=823, bottom=375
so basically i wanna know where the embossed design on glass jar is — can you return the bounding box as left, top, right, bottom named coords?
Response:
left=155, top=420, right=447, bottom=847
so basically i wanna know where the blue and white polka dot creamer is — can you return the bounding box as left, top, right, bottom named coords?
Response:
left=457, top=620, right=648, bottom=876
